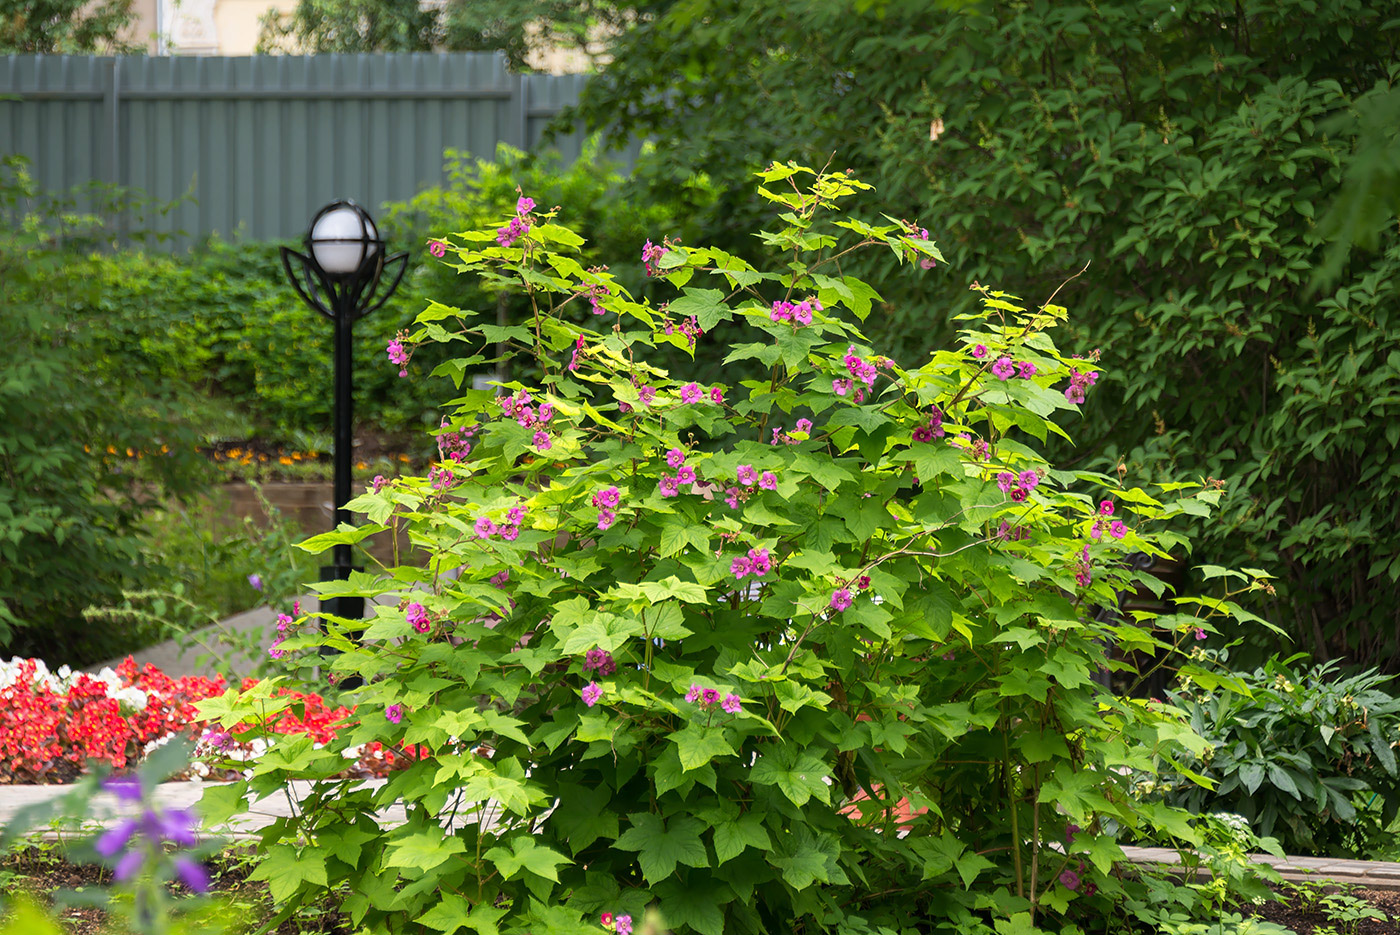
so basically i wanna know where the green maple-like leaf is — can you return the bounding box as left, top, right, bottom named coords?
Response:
left=417, top=895, right=507, bottom=935
left=751, top=747, right=832, bottom=806
left=712, top=812, right=772, bottom=865
left=484, top=836, right=570, bottom=882
left=613, top=812, right=710, bottom=883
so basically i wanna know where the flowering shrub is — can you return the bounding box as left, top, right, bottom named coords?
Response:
left=201, top=164, right=1270, bottom=934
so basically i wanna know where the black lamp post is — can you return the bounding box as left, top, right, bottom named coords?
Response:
left=281, top=201, right=407, bottom=622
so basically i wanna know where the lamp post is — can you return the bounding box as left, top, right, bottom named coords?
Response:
left=281, top=201, right=407, bottom=623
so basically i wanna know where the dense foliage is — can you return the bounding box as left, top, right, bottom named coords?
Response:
left=1148, top=649, right=1400, bottom=859
left=574, top=0, right=1400, bottom=670
left=0, top=0, right=138, bottom=53
left=198, top=166, right=1270, bottom=935
left=0, top=158, right=208, bottom=663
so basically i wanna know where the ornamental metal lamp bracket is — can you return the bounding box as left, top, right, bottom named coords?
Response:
left=280, top=200, right=408, bottom=627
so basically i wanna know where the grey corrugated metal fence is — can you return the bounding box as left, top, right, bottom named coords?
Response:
left=0, top=54, right=630, bottom=246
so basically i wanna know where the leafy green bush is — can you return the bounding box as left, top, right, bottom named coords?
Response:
left=0, top=157, right=209, bottom=665
left=70, top=143, right=716, bottom=445
left=1148, top=652, right=1400, bottom=858
left=577, top=0, right=1400, bottom=671
left=198, top=164, right=1271, bottom=935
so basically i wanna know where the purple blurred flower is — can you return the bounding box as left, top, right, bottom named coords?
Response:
left=174, top=855, right=210, bottom=893
left=247, top=573, right=263, bottom=591
left=94, top=818, right=139, bottom=858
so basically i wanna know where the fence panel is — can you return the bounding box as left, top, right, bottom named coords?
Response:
left=0, top=53, right=626, bottom=246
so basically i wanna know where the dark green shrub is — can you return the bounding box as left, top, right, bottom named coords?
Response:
left=0, top=157, right=208, bottom=664
left=1149, top=652, right=1400, bottom=857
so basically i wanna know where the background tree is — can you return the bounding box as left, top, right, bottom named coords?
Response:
left=258, top=0, right=652, bottom=69
left=256, top=0, right=439, bottom=54
left=0, top=0, right=138, bottom=53
left=573, top=0, right=1400, bottom=669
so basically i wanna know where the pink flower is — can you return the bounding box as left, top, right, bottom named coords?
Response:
left=832, top=378, right=852, bottom=397
left=1010, top=486, right=1029, bottom=503
left=725, top=487, right=741, bottom=509
left=912, top=425, right=934, bottom=443
left=676, top=465, right=697, bottom=485
left=516, top=195, right=535, bottom=215
left=701, top=688, right=720, bottom=705
left=385, top=704, right=403, bottom=724
left=991, top=357, right=1015, bottom=380
left=428, top=240, right=446, bottom=258
left=490, top=570, right=509, bottom=587
left=759, top=471, right=777, bottom=490
left=1194, top=627, right=1207, bottom=640
left=1099, top=500, right=1114, bottom=516
left=638, top=385, right=656, bottom=406
left=996, top=472, right=1015, bottom=492
left=748, top=547, right=772, bottom=577
left=581, top=682, right=603, bottom=707
left=793, top=301, right=813, bottom=325
left=685, top=684, right=702, bottom=703
left=502, top=524, right=520, bottom=541
left=972, top=344, right=988, bottom=359
left=597, top=508, right=616, bottom=530
left=1059, top=869, right=1080, bottom=891
left=601, top=912, right=614, bottom=928
left=829, top=588, right=853, bottom=612
left=795, top=418, right=813, bottom=434
left=680, top=382, right=702, bottom=403
left=593, top=486, right=621, bottom=508
left=615, top=914, right=633, bottom=935
left=721, top=694, right=742, bottom=714
left=666, top=447, right=686, bottom=468
left=709, top=386, right=725, bottom=405
left=857, top=575, right=871, bottom=589
left=641, top=239, right=669, bottom=276
left=474, top=517, right=497, bottom=538
left=1109, top=520, right=1127, bottom=539
left=372, top=474, right=388, bottom=493
left=736, top=465, right=758, bottom=486
left=731, top=555, right=753, bottom=579
left=584, top=648, right=617, bottom=675
left=533, top=430, right=552, bottom=451
left=406, top=602, right=430, bottom=633
left=658, top=475, right=680, bottom=497
left=1017, top=361, right=1037, bottom=379
left=1019, top=470, right=1040, bottom=489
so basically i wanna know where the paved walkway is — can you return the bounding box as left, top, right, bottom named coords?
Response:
left=4, top=781, right=1399, bottom=890
left=87, top=592, right=391, bottom=681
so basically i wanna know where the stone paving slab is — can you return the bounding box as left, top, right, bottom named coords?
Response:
left=6, top=782, right=1400, bottom=890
